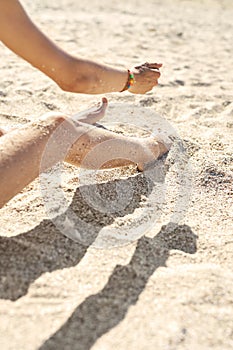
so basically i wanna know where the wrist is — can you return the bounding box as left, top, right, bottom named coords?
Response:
left=120, top=70, right=135, bottom=92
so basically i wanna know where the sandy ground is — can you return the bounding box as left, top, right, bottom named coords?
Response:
left=0, top=0, right=233, bottom=349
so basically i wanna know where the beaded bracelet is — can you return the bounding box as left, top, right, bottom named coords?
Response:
left=120, top=70, right=135, bottom=92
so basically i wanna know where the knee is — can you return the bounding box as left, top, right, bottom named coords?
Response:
left=38, top=112, right=84, bottom=140
left=39, top=112, right=69, bottom=125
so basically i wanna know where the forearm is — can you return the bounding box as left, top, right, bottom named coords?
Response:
left=0, top=0, right=127, bottom=94
left=64, top=58, right=128, bottom=94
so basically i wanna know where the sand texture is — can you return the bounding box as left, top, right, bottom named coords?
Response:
left=0, top=0, right=233, bottom=349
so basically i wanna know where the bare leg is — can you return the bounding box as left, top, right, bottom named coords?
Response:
left=0, top=98, right=108, bottom=139
left=66, top=98, right=169, bottom=169
left=0, top=99, right=169, bottom=208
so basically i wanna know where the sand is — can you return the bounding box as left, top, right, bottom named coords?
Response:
left=0, top=0, right=233, bottom=349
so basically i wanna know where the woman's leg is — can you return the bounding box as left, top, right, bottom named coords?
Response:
left=0, top=114, right=67, bottom=208
left=0, top=99, right=169, bottom=208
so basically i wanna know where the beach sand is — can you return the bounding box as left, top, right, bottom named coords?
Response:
left=0, top=0, right=233, bottom=349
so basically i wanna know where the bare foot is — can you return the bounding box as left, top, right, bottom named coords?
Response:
left=72, top=97, right=108, bottom=125
left=137, top=135, right=173, bottom=171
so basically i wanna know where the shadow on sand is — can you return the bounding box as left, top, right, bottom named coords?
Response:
left=39, top=223, right=197, bottom=350
left=0, top=167, right=197, bottom=350
left=0, top=172, right=154, bottom=301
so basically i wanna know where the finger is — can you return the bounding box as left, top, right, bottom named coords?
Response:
left=144, top=62, right=163, bottom=69
left=78, top=97, right=108, bottom=125
left=134, top=62, right=162, bottom=69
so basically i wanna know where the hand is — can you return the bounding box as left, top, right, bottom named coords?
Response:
left=128, top=62, right=162, bottom=94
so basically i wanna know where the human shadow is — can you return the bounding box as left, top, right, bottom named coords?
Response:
left=39, top=223, right=197, bottom=350
left=0, top=171, right=155, bottom=301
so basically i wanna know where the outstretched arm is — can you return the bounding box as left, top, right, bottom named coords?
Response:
left=0, top=0, right=162, bottom=94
